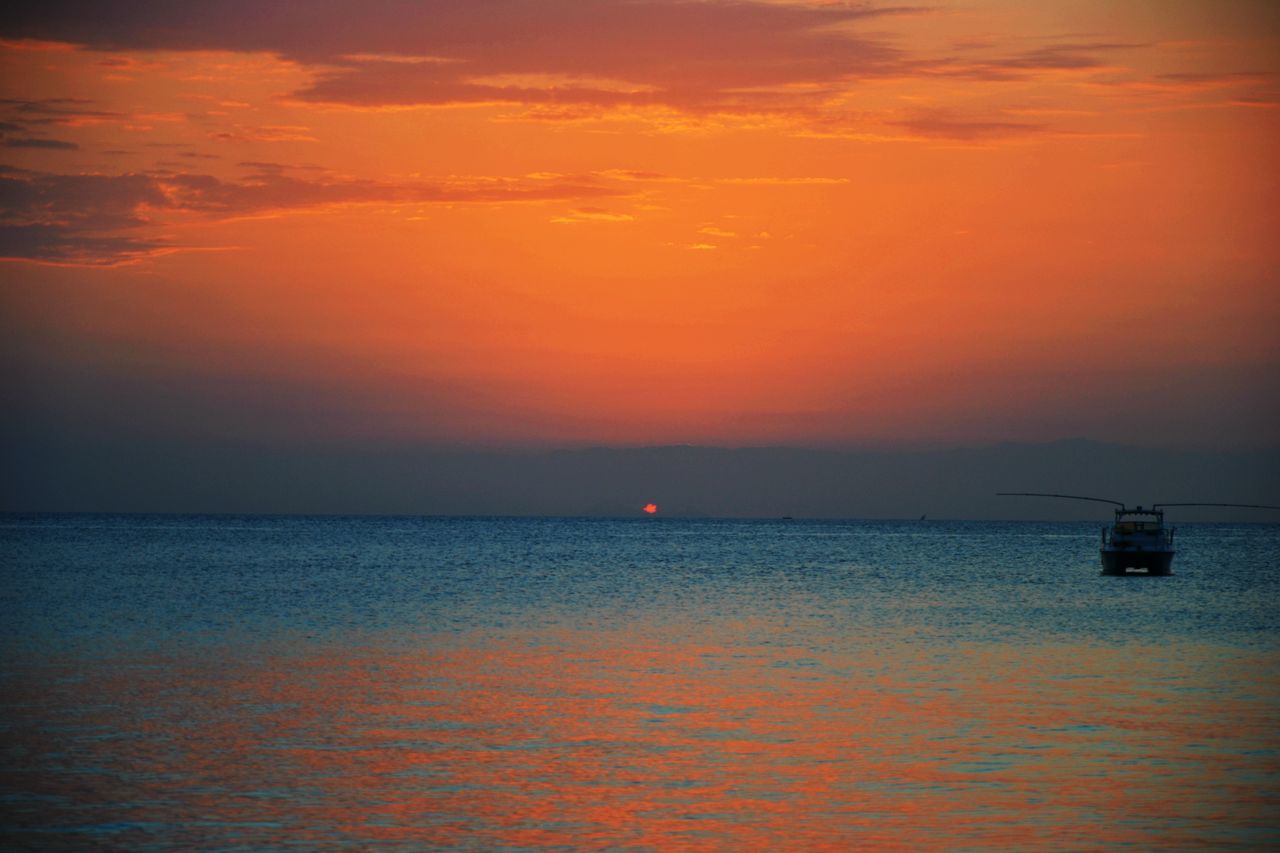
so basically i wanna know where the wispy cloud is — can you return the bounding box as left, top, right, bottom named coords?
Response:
left=0, top=223, right=173, bottom=265
left=209, top=125, right=317, bottom=144
left=921, top=42, right=1141, bottom=82
left=2, top=137, right=80, bottom=150
left=0, top=97, right=125, bottom=126
left=889, top=110, right=1048, bottom=141
left=550, top=206, right=635, bottom=224
left=0, top=163, right=624, bottom=264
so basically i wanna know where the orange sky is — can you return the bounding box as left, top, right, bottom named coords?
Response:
left=2, top=1, right=1278, bottom=449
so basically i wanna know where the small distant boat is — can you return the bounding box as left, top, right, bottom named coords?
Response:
left=997, top=492, right=1279, bottom=576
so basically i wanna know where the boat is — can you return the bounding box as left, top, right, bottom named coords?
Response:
left=997, top=492, right=1279, bottom=576
left=1099, top=504, right=1173, bottom=576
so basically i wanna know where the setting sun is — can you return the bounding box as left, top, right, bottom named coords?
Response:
left=643, top=503, right=659, bottom=515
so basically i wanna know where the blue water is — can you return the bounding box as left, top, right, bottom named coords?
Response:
left=2, top=515, right=1278, bottom=848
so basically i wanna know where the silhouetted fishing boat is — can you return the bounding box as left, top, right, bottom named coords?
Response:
left=1098, top=504, right=1174, bottom=575
left=997, top=492, right=1279, bottom=576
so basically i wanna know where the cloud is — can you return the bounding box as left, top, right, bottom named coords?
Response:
left=209, top=125, right=317, bottom=143
left=1230, top=97, right=1279, bottom=109
left=2, top=137, right=80, bottom=149
left=1, top=1, right=917, bottom=116
left=0, top=97, right=125, bottom=126
left=1156, top=70, right=1278, bottom=88
left=596, top=169, right=670, bottom=182
left=919, top=42, right=1142, bottom=83
left=0, top=222, right=169, bottom=265
left=3, top=7, right=1251, bottom=139
left=0, top=159, right=885, bottom=264
left=236, top=160, right=324, bottom=172
left=1072, top=67, right=1280, bottom=113
left=0, top=97, right=177, bottom=146
left=889, top=111, right=1047, bottom=141
left=0, top=163, right=624, bottom=265
left=713, top=176, right=851, bottom=186
left=1, top=167, right=168, bottom=225
left=550, top=206, right=635, bottom=224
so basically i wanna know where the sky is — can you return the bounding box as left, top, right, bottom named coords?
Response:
left=2, top=0, right=1279, bottom=472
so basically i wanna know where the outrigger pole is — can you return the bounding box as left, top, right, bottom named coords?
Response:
left=997, top=492, right=1126, bottom=508
left=1152, top=502, right=1280, bottom=510
left=996, top=494, right=1280, bottom=512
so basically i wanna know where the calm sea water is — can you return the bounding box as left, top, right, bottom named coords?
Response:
left=2, top=514, right=1278, bottom=849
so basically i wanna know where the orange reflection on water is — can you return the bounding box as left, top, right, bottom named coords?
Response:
left=6, top=634, right=1277, bottom=848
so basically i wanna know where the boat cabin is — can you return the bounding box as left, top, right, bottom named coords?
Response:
left=1112, top=507, right=1164, bottom=534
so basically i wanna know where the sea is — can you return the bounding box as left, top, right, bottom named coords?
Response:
left=2, top=514, right=1278, bottom=850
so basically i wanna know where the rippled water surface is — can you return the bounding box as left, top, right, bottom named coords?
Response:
left=2, top=515, right=1278, bottom=849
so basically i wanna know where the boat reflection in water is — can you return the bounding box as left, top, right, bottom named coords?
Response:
left=998, top=492, right=1280, bottom=576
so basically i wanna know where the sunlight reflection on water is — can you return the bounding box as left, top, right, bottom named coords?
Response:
left=5, top=634, right=1277, bottom=849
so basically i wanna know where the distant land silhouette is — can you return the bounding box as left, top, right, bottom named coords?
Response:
left=4, top=438, right=1278, bottom=521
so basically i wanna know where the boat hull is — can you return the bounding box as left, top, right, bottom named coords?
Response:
left=1100, top=548, right=1173, bottom=576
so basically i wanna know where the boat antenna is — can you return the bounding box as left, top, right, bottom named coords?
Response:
left=1152, top=502, right=1280, bottom=510
left=996, top=492, right=1126, bottom=508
